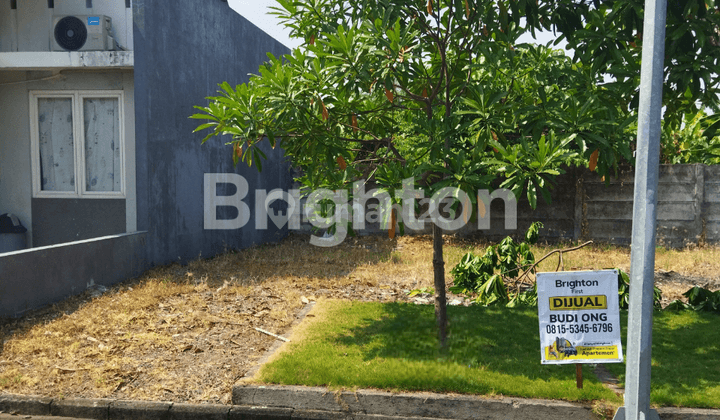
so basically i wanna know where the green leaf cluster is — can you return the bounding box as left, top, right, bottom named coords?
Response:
left=449, top=222, right=542, bottom=306
left=450, top=234, right=668, bottom=310
left=545, top=0, right=720, bottom=161
left=617, top=269, right=663, bottom=310
left=191, top=0, right=637, bottom=209
left=661, top=110, right=720, bottom=164
left=194, top=0, right=720, bottom=205
left=666, top=286, right=720, bottom=313
left=489, top=0, right=720, bottom=172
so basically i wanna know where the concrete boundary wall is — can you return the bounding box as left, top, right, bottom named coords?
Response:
left=575, top=164, right=715, bottom=248
left=484, top=164, right=719, bottom=247
left=473, top=164, right=716, bottom=248
left=316, top=164, right=719, bottom=248
left=0, top=231, right=147, bottom=317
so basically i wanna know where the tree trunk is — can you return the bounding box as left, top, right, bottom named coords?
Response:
left=432, top=222, right=447, bottom=347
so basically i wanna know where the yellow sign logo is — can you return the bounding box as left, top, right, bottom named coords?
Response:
left=549, top=295, right=607, bottom=311
left=545, top=345, right=619, bottom=361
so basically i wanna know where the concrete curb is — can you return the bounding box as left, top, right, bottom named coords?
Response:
left=51, top=398, right=114, bottom=419
left=2, top=389, right=720, bottom=420
left=233, top=385, right=720, bottom=420
left=233, top=385, right=597, bottom=420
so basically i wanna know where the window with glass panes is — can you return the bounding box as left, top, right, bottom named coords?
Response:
left=30, top=91, right=125, bottom=198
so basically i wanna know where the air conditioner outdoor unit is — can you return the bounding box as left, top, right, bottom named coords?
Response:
left=52, top=15, right=116, bottom=52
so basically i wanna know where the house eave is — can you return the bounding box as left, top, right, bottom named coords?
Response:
left=0, top=51, right=134, bottom=71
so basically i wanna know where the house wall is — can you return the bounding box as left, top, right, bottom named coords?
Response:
left=31, top=198, right=125, bottom=246
left=0, top=0, right=293, bottom=317
left=0, top=69, right=136, bottom=247
left=0, top=71, right=33, bottom=246
left=0, top=0, right=133, bottom=52
left=132, top=0, right=293, bottom=265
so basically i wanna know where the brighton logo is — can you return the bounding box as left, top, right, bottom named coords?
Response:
left=204, top=174, right=517, bottom=247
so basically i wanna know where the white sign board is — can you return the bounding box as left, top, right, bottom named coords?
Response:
left=537, top=269, right=623, bottom=365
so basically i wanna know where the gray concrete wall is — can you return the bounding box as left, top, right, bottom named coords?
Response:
left=702, top=165, right=720, bottom=242
left=488, top=170, right=579, bottom=241
left=479, top=164, right=718, bottom=247
left=320, top=165, right=720, bottom=248
left=289, top=174, right=578, bottom=241
left=0, top=231, right=147, bottom=317
left=0, top=70, right=136, bottom=247
left=579, top=165, right=706, bottom=247
left=132, top=0, right=292, bottom=265
left=0, top=0, right=132, bottom=52
left=475, top=164, right=720, bottom=247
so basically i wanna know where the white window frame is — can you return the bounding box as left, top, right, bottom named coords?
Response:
left=29, top=90, right=126, bottom=199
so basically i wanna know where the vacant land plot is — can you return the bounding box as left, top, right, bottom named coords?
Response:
left=1, top=234, right=719, bottom=403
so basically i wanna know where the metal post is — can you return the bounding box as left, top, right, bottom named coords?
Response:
left=613, top=0, right=667, bottom=419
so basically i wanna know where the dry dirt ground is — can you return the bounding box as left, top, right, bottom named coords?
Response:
left=1, top=234, right=718, bottom=404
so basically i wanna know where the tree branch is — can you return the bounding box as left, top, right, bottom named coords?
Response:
left=515, top=241, right=595, bottom=287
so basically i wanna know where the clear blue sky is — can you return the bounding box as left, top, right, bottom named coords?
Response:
left=229, top=0, right=570, bottom=53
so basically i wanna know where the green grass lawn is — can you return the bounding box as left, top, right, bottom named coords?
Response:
left=605, top=311, right=720, bottom=408
left=259, top=300, right=620, bottom=403
left=259, top=301, right=720, bottom=408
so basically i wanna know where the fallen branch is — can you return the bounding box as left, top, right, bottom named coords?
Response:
left=514, top=241, right=595, bottom=291
left=254, top=327, right=289, bottom=342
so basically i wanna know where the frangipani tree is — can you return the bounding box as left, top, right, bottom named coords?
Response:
left=193, top=0, right=627, bottom=345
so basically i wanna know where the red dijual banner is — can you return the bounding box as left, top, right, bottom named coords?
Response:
left=537, top=270, right=623, bottom=365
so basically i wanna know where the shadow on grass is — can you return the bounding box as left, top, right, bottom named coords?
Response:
left=260, top=301, right=620, bottom=401
left=334, top=303, right=594, bottom=383
left=605, top=311, right=720, bottom=407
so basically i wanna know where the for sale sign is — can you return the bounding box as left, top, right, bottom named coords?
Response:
left=537, top=270, right=623, bottom=365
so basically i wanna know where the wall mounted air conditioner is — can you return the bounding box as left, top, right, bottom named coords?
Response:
left=52, top=15, right=116, bottom=52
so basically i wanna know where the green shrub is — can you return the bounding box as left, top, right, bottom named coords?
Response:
left=450, top=222, right=542, bottom=306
